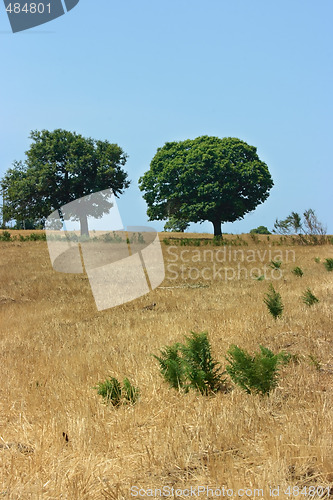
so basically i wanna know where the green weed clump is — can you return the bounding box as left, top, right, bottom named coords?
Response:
left=292, top=266, right=304, bottom=277
left=95, top=376, right=139, bottom=406
left=324, top=258, right=333, bottom=271
left=225, top=345, right=290, bottom=396
left=270, top=260, right=282, bottom=269
left=0, top=230, right=12, bottom=241
left=264, top=284, right=284, bottom=319
left=154, top=331, right=225, bottom=395
left=302, top=288, right=319, bottom=307
left=122, top=377, right=140, bottom=404
left=253, top=274, right=265, bottom=281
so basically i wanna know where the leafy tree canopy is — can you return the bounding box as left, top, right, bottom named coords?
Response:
left=1, top=129, right=130, bottom=234
left=164, top=216, right=190, bottom=232
left=139, top=136, right=273, bottom=236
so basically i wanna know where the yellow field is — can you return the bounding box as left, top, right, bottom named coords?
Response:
left=0, top=233, right=332, bottom=499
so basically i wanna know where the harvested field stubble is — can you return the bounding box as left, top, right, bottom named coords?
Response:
left=0, top=233, right=332, bottom=498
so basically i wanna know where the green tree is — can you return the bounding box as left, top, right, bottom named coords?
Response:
left=164, top=216, right=190, bottom=232
left=1, top=129, right=130, bottom=236
left=139, top=136, right=273, bottom=237
left=250, top=225, right=271, bottom=235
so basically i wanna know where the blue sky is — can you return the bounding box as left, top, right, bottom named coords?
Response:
left=1, top=0, right=332, bottom=234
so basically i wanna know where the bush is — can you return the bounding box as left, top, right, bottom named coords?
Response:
left=250, top=226, right=271, bottom=235
left=302, top=288, right=319, bottom=307
left=264, top=284, right=284, bottom=319
left=292, top=266, right=304, bottom=277
left=0, top=230, right=11, bottom=241
left=225, top=345, right=290, bottom=395
left=154, top=331, right=225, bottom=395
left=95, top=376, right=139, bottom=406
left=153, top=343, right=186, bottom=390
left=180, top=332, right=225, bottom=394
left=324, top=258, right=333, bottom=272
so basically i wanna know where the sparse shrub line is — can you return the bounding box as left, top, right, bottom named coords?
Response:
left=0, top=231, right=46, bottom=241
left=154, top=333, right=290, bottom=397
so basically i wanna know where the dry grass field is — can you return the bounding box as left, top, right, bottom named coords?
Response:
left=0, top=232, right=332, bottom=499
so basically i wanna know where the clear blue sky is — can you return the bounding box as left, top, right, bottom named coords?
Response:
left=1, top=0, right=332, bottom=234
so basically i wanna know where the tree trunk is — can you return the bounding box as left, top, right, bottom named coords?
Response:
left=80, top=214, right=89, bottom=238
left=212, top=220, right=222, bottom=238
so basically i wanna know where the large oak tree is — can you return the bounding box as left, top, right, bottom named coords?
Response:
left=1, top=129, right=130, bottom=235
left=139, top=136, right=274, bottom=237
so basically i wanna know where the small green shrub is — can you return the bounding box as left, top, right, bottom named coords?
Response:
left=292, top=266, right=304, bottom=277
left=314, top=257, right=320, bottom=263
left=253, top=274, right=265, bottom=281
left=270, top=260, right=282, bottom=269
left=302, top=288, right=319, bottom=306
left=324, top=258, right=333, bottom=271
left=180, top=331, right=224, bottom=394
left=95, top=376, right=139, bottom=406
left=95, top=377, right=122, bottom=406
left=153, top=343, right=186, bottom=390
left=122, top=378, right=140, bottom=404
left=264, top=284, right=284, bottom=319
left=225, top=345, right=290, bottom=395
left=154, top=332, right=225, bottom=395
left=0, top=230, right=11, bottom=241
